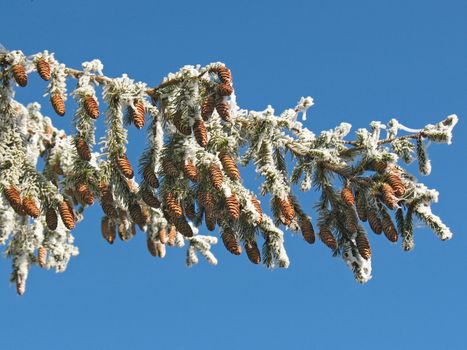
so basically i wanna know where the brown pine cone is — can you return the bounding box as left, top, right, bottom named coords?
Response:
left=143, top=164, right=159, bottom=188
left=226, top=193, right=240, bottom=220
left=58, top=201, right=75, bottom=230
left=299, top=217, right=315, bottom=244
left=51, top=93, right=65, bottom=116
left=76, top=183, right=94, bottom=205
left=174, top=216, right=193, bottom=237
left=12, top=64, right=27, bottom=87
left=221, top=229, right=242, bottom=255
left=183, top=160, right=198, bottom=182
left=129, top=203, right=146, bottom=225
left=130, top=99, right=145, bottom=129
left=158, top=227, right=168, bottom=244
left=217, top=83, right=233, bottom=96
left=173, top=111, right=191, bottom=135
left=84, top=96, right=99, bottom=119
left=116, top=155, right=134, bottom=179
left=381, top=183, right=397, bottom=209
left=193, top=119, right=208, bottom=147
left=219, top=152, right=240, bottom=181
left=382, top=213, right=398, bottom=242
left=198, top=191, right=216, bottom=211
left=22, top=197, right=40, bottom=218
left=141, top=189, right=160, bottom=208
left=162, top=158, right=179, bottom=178
left=156, top=242, right=166, bottom=259
left=319, top=227, right=337, bottom=250
left=205, top=211, right=216, bottom=231
left=201, top=95, right=215, bottom=121
left=356, top=232, right=371, bottom=259
left=167, top=225, right=177, bottom=246
left=184, top=202, right=196, bottom=221
left=355, top=191, right=367, bottom=222
left=147, top=237, right=158, bottom=256
left=245, top=241, right=261, bottom=264
left=250, top=196, right=263, bottom=223
left=46, top=207, right=58, bottom=230
left=208, top=164, right=223, bottom=190
left=100, top=183, right=113, bottom=202
left=3, top=187, right=22, bottom=212
left=341, top=187, right=355, bottom=206
left=216, top=101, right=230, bottom=122
left=373, top=160, right=388, bottom=173
left=75, top=138, right=92, bottom=161
left=164, top=192, right=183, bottom=218
left=36, top=58, right=51, bottom=81
left=38, top=246, right=47, bottom=268
left=387, top=173, right=405, bottom=197
left=276, top=197, right=295, bottom=221
left=216, top=66, right=232, bottom=84
left=101, top=216, right=116, bottom=244
left=367, top=209, right=382, bottom=235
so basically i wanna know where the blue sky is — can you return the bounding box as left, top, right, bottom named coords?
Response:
left=1, top=0, right=466, bottom=349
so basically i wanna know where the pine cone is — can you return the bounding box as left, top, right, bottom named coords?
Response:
left=76, top=183, right=94, bottom=205
left=201, top=95, right=215, bottom=121
left=101, top=216, right=116, bottom=244
left=12, top=64, right=27, bottom=87
left=356, top=232, right=371, bottom=259
left=183, top=160, right=198, bottom=182
left=381, top=183, right=397, bottom=209
left=38, top=246, right=47, bottom=268
left=219, top=152, right=240, bottom=181
left=46, top=207, right=58, bottom=230
left=299, top=217, right=315, bottom=244
left=3, top=186, right=22, bottom=213
left=319, top=227, right=337, bottom=250
left=84, top=96, right=99, bottom=119
left=250, top=196, right=263, bottom=223
left=184, top=202, right=196, bottom=221
left=221, top=229, right=242, bottom=255
left=164, top=192, right=183, bottom=218
left=175, top=216, right=193, bottom=237
left=193, top=119, right=208, bottom=147
left=198, top=191, right=216, bottom=211
left=147, top=237, right=158, bottom=256
left=58, top=201, right=75, bottom=230
left=341, top=187, right=355, bottom=206
left=75, top=138, right=92, bottom=161
left=143, top=164, right=159, bottom=188
left=208, top=164, right=223, bottom=190
left=116, top=155, right=134, bottom=179
left=141, top=189, right=161, bottom=208
left=156, top=242, right=166, bottom=259
left=158, top=227, right=168, bottom=244
left=226, top=193, right=240, bottom=220
left=51, top=93, right=65, bottom=116
left=367, top=209, right=382, bottom=235
left=130, top=99, right=145, bottom=129
left=36, top=58, right=51, bottom=81
left=129, top=203, right=146, bottom=225
left=387, top=173, right=405, bottom=197
left=276, top=197, right=295, bottom=221
left=205, top=211, right=216, bottom=231
left=22, top=197, right=40, bottom=218
left=173, top=111, right=191, bottom=135
left=216, top=101, right=230, bottom=122
left=162, top=158, right=179, bottom=178
left=355, top=191, right=367, bottom=222
left=167, top=225, right=177, bottom=246
left=373, top=160, right=388, bottom=173
left=217, top=83, right=233, bottom=96
left=382, top=213, right=398, bottom=242
left=245, top=241, right=261, bottom=264
left=215, top=66, right=232, bottom=84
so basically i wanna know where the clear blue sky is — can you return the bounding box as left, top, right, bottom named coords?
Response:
left=1, top=0, right=466, bottom=349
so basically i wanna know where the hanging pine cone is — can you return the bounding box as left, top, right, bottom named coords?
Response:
left=36, top=58, right=51, bottom=81
left=250, top=196, right=263, bottom=223
left=381, top=183, right=397, bottom=209
left=367, top=209, right=382, bottom=235
left=355, top=191, right=368, bottom=222
left=356, top=232, right=371, bottom=259
left=101, top=196, right=118, bottom=218
left=101, top=216, right=116, bottom=244
left=222, top=229, right=242, bottom=255
left=219, top=152, right=240, bottom=181
left=216, top=66, right=232, bottom=84
left=130, top=99, right=145, bottom=129
left=51, top=93, right=65, bottom=116
left=208, top=164, right=224, bottom=190
left=141, top=189, right=161, bottom=208
left=372, top=160, right=388, bottom=173
left=46, top=207, right=58, bottom=230
left=143, top=164, right=159, bottom=188
left=184, top=202, right=196, bottom=221
left=341, top=187, right=355, bottom=206
left=173, top=111, right=191, bottom=135
left=158, top=227, right=168, bottom=244
left=276, top=197, right=295, bottom=221
left=217, top=83, right=233, bottom=96
left=100, top=183, right=113, bottom=202
left=37, top=246, right=47, bottom=268
left=12, top=64, right=27, bottom=87
left=84, top=96, right=99, bottom=119
left=162, top=158, right=179, bottom=178
left=167, top=225, right=177, bottom=246
left=387, top=173, right=405, bottom=197
left=76, top=183, right=94, bottom=205
left=147, top=237, right=158, bottom=257
left=164, top=192, right=183, bottom=218
left=319, top=227, right=337, bottom=250
left=75, top=138, right=92, bottom=161
left=198, top=191, right=216, bottom=211
left=22, top=197, right=40, bottom=218
left=216, top=101, right=231, bottom=122
left=3, top=186, right=24, bottom=214
left=299, top=217, right=315, bottom=244
left=129, top=203, right=146, bottom=225
left=205, top=211, right=216, bottom=231
left=226, top=193, right=240, bottom=220
left=382, top=214, right=398, bottom=242
left=116, top=155, right=134, bottom=179
left=58, top=201, right=75, bottom=230
left=193, top=119, right=208, bottom=147
left=245, top=241, right=261, bottom=264
left=183, top=160, right=198, bottom=182
left=201, top=95, right=215, bottom=121
left=175, top=216, right=193, bottom=237
left=156, top=242, right=166, bottom=259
